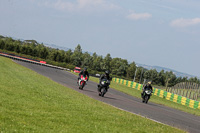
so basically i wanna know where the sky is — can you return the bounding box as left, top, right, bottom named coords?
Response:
left=0, top=0, right=200, bottom=77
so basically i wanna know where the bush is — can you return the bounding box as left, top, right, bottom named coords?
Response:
left=66, top=64, right=75, bottom=70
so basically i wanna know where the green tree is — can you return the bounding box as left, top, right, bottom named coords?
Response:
left=143, top=69, right=158, bottom=83
left=0, top=40, right=5, bottom=49
left=20, top=45, right=27, bottom=54
left=136, top=67, right=145, bottom=83
left=71, top=45, right=82, bottom=66
left=82, top=52, right=92, bottom=68
left=39, top=47, right=49, bottom=59
left=93, top=56, right=103, bottom=71
left=165, top=71, right=177, bottom=87
left=64, top=49, right=73, bottom=63
left=103, top=53, right=112, bottom=71
left=188, top=77, right=200, bottom=84
left=74, top=44, right=82, bottom=53
left=48, top=49, right=58, bottom=61
left=156, top=70, right=166, bottom=86
left=14, top=44, right=21, bottom=53
left=26, top=46, right=33, bottom=55
left=110, top=58, right=128, bottom=77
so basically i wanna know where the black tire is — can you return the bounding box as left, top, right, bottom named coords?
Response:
left=142, top=99, right=145, bottom=103
left=98, top=87, right=101, bottom=96
left=101, top=89, right=104, bottom=97
left=80, top=85, right=83, bottom=90
left=101, top=88, right=107, bottom=97
left=79, top=84, right=83, bottom=90
left=145, top=95, right=149, bottom=104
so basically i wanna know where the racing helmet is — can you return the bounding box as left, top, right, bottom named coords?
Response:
left=147, top=81, right=151, bottom=85
left=105, top=70, right=110, bottom=75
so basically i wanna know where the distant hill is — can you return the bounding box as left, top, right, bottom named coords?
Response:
left=44, top=43, right=72, bottom=51
left=136, top=63, right=198, bottom=78
left=0, top=35, right=5, bottom=39
left=44, top=43, right=94, bottom=55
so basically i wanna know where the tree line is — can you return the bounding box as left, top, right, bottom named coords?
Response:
left=0, top=35, right=200, bottom=87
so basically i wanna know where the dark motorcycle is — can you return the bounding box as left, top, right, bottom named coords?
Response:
left=98, top=78, right=110, bottom=97
left=78, top=75, right=88, bottom=90
left=142, top=89, right=152, bottom=104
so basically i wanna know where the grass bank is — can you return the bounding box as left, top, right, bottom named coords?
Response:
left=0, top=56, right=185, bottom=132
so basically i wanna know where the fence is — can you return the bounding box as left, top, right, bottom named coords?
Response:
left=166, top=82, right=200, bottom=101
left=113, top=77, right=200, bottom=110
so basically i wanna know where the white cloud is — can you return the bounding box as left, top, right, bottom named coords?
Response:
left=126, top=12, right=152, bottom=20
left=40, top=0, right=120, bottom=12
left=170, top=18, right=200, bottom=27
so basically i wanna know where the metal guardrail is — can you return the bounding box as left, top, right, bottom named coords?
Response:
left=0, top=52, right=66, bottom=70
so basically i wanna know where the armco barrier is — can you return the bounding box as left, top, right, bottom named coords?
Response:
left=113, top=77, right=200, bottom=109
left=0, top=52, right=66, bottom=70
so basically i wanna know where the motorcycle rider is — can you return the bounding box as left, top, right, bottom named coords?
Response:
left=141, top=81, right=153, bottom=98
left=77, top=67, right=89, bottom=83
left=98, top=70, right=111, bottom=95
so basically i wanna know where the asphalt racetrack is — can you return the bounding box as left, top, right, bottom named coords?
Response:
left=15, top=60, right=200, bottom=133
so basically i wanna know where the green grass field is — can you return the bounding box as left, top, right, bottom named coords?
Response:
left=0, top=56, right=185, bottom=132
left=87, top=76, right=200, bottom=116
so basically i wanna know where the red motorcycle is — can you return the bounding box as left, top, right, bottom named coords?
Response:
left=78, top=75, right=88, bottom=90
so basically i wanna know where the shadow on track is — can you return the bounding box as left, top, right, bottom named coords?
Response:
left=102, top=96, right=118, bottom=100
left=82, top=89, right=95, bottom=93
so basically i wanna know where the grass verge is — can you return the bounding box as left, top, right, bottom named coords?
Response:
left=0, top=56, right=185, bottom=132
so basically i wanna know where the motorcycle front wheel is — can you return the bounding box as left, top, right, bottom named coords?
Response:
left=101, top=88, right=107, bottom=97
left=144, top=95, right=149, bottom=104
left=79, top=83, right=84, bottom=90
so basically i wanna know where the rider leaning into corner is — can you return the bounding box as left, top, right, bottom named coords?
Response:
left=97, top=70, right=111, bottom=94
left=141, top=81, right=153, bottom=98
left=77, top=67, right=89, bottom=83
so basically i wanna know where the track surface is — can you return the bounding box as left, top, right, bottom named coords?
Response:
left=16, top=60, right=200, bottom=133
